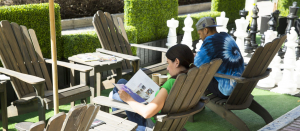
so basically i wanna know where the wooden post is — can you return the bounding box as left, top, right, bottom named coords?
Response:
left=273, top=0, right=278, bottom=12
left=49, top=0, right=59, bottom=114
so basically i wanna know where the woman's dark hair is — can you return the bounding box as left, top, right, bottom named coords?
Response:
left=166, top=44, right=195, bottom=79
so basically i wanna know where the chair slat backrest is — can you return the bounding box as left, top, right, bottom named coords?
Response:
left=84, top=105, right=100, bottom=131
left=0, top=21, right=53, bottom=98
left=45, top=112, right=66, bottom=131
left=77, top=104, right=98, bottom=131
left=61, top=104, right=87, bottom=131
left=226, top=35, right=287, bottom=106
left=93, top=10, right=132, bottom=70
left=154, top=59, right=222, bottom=131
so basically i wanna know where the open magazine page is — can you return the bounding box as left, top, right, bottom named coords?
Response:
left=113, top=83, right=146, bottom=103
left=125, top=69, right=160, bottom=103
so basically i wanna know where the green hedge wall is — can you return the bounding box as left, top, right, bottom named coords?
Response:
left=278, top=0, right=300, bottom=17
left=211, top=0, right=245, bottom=24
left=124, top=0, right=178, bottom=44
left=178, top=11, right=221, bottom=41
left=63, top=31, right=101, bottom=58
left=0, top=3, right=62, bottom=59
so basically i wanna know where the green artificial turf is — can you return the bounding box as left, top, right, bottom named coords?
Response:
left=1, top=88, right=299, bottom=131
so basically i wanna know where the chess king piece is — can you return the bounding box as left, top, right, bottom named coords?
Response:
left=250, top=5, right=259, bottom=50
left=257, top=29, right=281, bottom=88
left=229, top=28, right=236, bottom=40
left=286, top=2, right=299, bottom=34
left=234, top=17, right=249, bottom=56
left=166, top=18, right=179, bottom=48
left=181, top=14, right=194, bottom=50
left=271, top=27, right=300, bottom=95
left=296, top=38, right=300, bottom=60
left=216, top=11, right=229, bottom=33
left=239, top=8, right=249, bottom=19
left=195, top=39, right=203, bottom=52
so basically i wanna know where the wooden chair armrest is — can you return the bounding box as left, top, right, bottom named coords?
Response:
left=0, top=67, right=45, bottom=85
left=154, top=102, right=205, bottom=122
left=93, top=96, right=136, bottom=112
left=96, top=48, right=140, bottom=61
left=200, top=96, right=209, bottom=103
left=45, top=59, right=93, bottom=72
left=214, top=69, right=271, bottom=83
left=130, top=44, right=168, bottom=53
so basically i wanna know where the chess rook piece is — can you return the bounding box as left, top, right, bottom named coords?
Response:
left=286, top=2, right=299, bottom=34
left=234, top=17, right=249, bottom=56
left=181, top=14, right=194, bottom=50
left=229, top=28, right=236, bottom=40
left=271, top=27, right=300, bottom=95
left=166, top=18, right=179, bottom=48
left=239, top=8, right=249, bottom=19
left=250, top=5, right=259, bottom=49
left=257, top=29, right=281, bottom=88
left=260, top=34, right=265, bottom=46
left=216, top=11, right=229, bottom=33
left=244, top=31, right=252, bottom=53
left=296, top=37, right=300, bottom=60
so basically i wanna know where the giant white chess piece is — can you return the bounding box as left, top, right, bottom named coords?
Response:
left=166, top=18, right=179, bottom=48
left=181, top=14, right=194, bottom=50
left=216, top=11, right=229, bottom=33
left=195, top=39, right=203, bottom=52
left=271, top=27, right=300, bottom=95
left=234, top=17, right=249, bottom=56
left=294, top=60, right=300, bottom=88
left=257, top=29, right=281, bottom=88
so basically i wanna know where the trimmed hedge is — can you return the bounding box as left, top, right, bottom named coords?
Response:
left=211, top=0, right=245, bottom=24
left=277, top=0, right=300, bottom=17
left=63, top=31, right=101, bottom=58
left=0, top=3, right=63, bottom=59
left=124, top=0, right=178, bottom=44
left=178, top=11, right=221, bottom=41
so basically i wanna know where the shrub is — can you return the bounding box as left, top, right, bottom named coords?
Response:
left=211, top=0, right=245, bottom=24
left=124, top=0, right=178, bottom=44
left=63, top=31, right=100, bottom=58
left=0, top=3, right=62, bottom=59
left=178, top=11, right=221, bottom=41
left=277, top=0, right=300, bottom=17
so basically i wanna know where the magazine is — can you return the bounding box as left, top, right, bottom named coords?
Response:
left=90, top=119, right=105, bottom=129
left=75, top=54, right=99, bottom=62
left=113, top=69, right=160, bottom=104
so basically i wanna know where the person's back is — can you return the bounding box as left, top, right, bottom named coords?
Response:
left=194, top=17, right=244, bottom=98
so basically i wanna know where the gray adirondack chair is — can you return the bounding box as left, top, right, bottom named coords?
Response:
left=93, top=10, right=169, bottom=78
left=15, top=104, right=100, bottom=131
left=93, top=59, right=223, bottom=131
left=203, top=35, right=287, bottom=131
left=0, top=20, right=93, bottom=121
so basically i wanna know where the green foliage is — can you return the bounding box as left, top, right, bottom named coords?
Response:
left=211, top=0, right=245, bottom=24
left=0, top=3, right=62, bottom=59
left=63, top=31, right=101, bottom=58
left=124, top=0, right=178, bottom=44
left=178, top=11, right=221, bottom=41
left=277, top=0, right=300, bottom=17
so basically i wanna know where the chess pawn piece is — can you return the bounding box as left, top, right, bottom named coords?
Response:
left=296, top=37, right=300, bottom=60
left=271, top=27, right=300, bottom=95
left=181, top=14, right=194, bottom=50
left=244, top=31, right=252, bottom=53
left=216, top=11, right=229, bottom=33
left=195, top=40, right=203, bottom=52
left=257, top=29, right=281, bottom=88
left=250, top=5, right=259, bottom=49
left=234, top=17, right=249, bottom=56
left=229, top=28, right=236, bottom=40
left=286, top=2, right=299, bottom=34
left=239, top=8, right=249, bottom=19
left=166, top=18, right=179, bottom=48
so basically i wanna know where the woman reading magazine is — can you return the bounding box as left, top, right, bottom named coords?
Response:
left=111, top=44, right=195, bottom=131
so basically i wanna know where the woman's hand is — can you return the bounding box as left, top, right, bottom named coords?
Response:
left=118, top=90, right=134, bottom=102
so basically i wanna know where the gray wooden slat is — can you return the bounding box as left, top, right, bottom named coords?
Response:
left=61, top=104, right=87, bottom=131
left=148, top=42, right=153, bottom=65
left=117, top=17, right=132, bottom=55
left=11, top=23, right=36, bottom=93
left=1, top=20, right=32, bottom=94
left=93, top=13, right=111, bottom=50
left=45, top=112, right=66, bottom=131
left=29, top=29, right=53, bottom=90
left=20, top=26, right=48, bottom=91
left=175, top=117, right=189, bottom=131
left=140, top=46, right=145, bottom=66
left=85, top=106, right=100, bottom=131
left=78, top=104, right=95, bottom=131
left=144, top=43, right=149, bottom=66
left=0, top=27, right=24, bottom=98
left=104, top=12, right=128, bottom=70
left=96, top=11, right=117, bottom=52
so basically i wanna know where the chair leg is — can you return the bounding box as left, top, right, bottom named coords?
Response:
left=70, top=101, right=75, bottom=107
left=206, top=102, right=250, bottom=131
left=81, top=98, right=87, bottom=104
left=249, top=100, right=273, bottom=124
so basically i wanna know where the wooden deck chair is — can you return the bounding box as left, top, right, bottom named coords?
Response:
left=0, top=20, right=93, bottom=121
left=93, top=10, right=169, bottom=78
left=92, top=59, right=223, bottom=131
left=15, top=104, right=100, bottom=131
left=202, top=35, right=287, bottom=131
